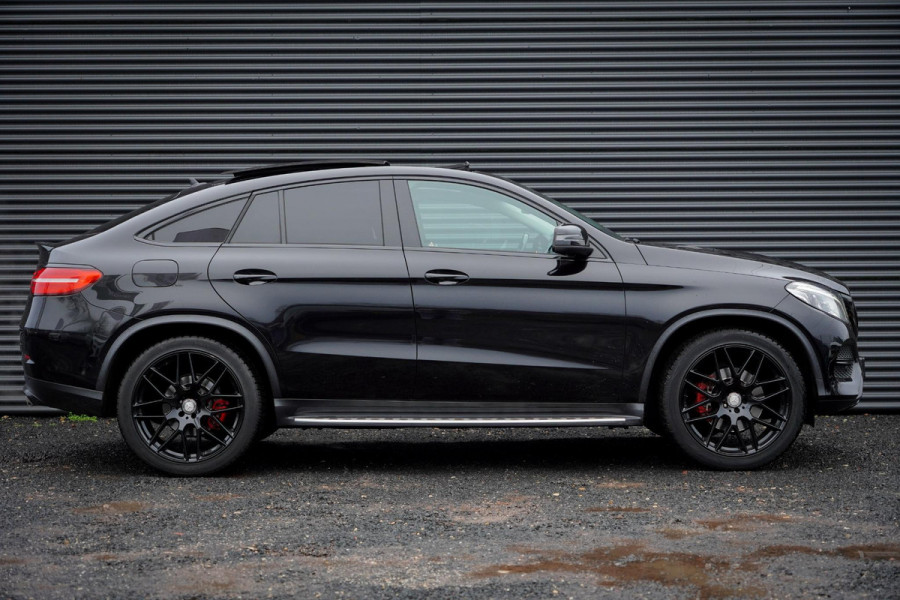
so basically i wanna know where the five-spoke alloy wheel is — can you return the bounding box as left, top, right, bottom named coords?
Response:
left=118, top=337, right=262, bottom=475
left=660, top=329, right=806, bottom=470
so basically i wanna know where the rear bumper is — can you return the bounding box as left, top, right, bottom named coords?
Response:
left=23, top=375, right=104, bottom=416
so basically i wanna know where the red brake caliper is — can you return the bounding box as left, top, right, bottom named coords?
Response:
left=694, top=377, right=714, bottom=416
left=208, top=398, right=229, bottom=430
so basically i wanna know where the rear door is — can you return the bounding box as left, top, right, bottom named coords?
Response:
left=208, top=179, right=416, bottom=400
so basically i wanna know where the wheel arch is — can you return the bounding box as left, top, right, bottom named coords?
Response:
left=640, top=309, right=824, bottom=428
left=97, top=315, right=280, bottom=417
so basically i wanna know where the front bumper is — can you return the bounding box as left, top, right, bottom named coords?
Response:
left=23, top=375, right=104, bottom=416
left=773, top=293, right=864, bottom=417
left=815, top=356, right=864, bottom=415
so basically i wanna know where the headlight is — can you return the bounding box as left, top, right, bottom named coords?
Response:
left=786, top=281, right=849, bottom=322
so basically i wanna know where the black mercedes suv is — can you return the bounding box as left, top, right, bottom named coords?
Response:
left=20, top=161, right=863, bottom=475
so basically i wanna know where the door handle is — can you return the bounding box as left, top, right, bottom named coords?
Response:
left=424, top=269, right=469, bottom=285
left=233, top=269, right=278, bottom=285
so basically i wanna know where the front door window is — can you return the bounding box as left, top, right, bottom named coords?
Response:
left=408, top=180, right=556, bottom=253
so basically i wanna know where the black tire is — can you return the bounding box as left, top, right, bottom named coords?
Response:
left=255, top=415, right=278, bottom=442
left=117, top=336, right=262, bottom=476
left=659, top=329, right=806, bottom=470
left=643, top=414, right=664, bottom=437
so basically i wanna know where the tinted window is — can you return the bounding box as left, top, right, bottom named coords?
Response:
left=408, top=180, right=556, bottom=253
left=284, top=181, right=383, bottom=245
left=149, top=198, right=245, bottom=243
left=231, top=191, right=281, bottom=243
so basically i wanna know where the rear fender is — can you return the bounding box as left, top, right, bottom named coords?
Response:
left=97, top=314, right=281, bottom=396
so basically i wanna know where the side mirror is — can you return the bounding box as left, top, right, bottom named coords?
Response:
left=552, top=224, right=593, bottom=259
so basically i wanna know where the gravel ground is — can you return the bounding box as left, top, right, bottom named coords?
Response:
left=0, top=414, right=897, bottom=600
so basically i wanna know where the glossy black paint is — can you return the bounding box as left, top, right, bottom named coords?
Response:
left=404, top=248, right=625, bottom=403
left=20, top=165, right=863, bottom=425
left=209, top=245, right=416, bottom=400
left=391, top=177, right=626, bottom=403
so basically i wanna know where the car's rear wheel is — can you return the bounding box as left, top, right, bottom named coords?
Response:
left=117, top=337, right=262, bottom=475
left=659, top=329, right=806, bottom=470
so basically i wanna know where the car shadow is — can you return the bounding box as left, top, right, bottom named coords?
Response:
left=43, top=425, right=859, bottom=477
left=238, top=429, right=685, bottom=475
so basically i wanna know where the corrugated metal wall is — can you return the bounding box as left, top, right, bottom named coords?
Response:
left=1, top=1, right=898, bottom=412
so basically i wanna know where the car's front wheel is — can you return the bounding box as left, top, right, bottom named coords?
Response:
left=659, top=329, right=806, bottom=470
left=117, top=336, right=262, bottom=475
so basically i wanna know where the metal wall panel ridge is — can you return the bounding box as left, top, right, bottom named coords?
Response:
left=1, top=2, right=898, bottom=412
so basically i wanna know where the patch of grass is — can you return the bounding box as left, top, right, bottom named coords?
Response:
left=66, top=413, right=97, bottom=423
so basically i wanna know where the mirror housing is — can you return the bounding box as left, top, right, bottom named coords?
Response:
left=552, top=224, right=593, bottom=259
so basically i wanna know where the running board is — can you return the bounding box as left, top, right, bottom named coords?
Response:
left=290, top=416, right=637, bottom=427
left=274, top=399, right=644, bottom=428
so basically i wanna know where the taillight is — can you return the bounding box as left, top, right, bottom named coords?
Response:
left=30, top=267, right=102, bottom=296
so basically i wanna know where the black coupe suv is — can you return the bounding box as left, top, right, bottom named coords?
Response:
left=20, top=161, right=863, bottom=475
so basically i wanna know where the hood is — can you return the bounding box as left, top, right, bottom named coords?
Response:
left=636, top=242, right=849, bottom=296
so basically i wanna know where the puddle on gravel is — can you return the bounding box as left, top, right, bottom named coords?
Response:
left=696, top=513, right=792, bottom=531
left=834, top=544, right=900, bottom=560
left=657, top=527, right=698, bottom=540
left=658, top=513, right=794, bottom=540
left=747, top=543, right=900, bottom=562
left=472, top=542, right=756, bottom=599
left=473, top=541, right=900, bottom=598
left=73, top=501, right=148, bottom=515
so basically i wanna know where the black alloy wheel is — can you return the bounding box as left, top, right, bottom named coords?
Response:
left=117, top=337, right=262, bottom=475
left=660, top=329, right=805, bottom=470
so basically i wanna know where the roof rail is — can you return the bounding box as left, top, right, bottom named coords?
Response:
left=444, top=161, right=471, bottom=171
left=224, top=160, right=390, bottom=182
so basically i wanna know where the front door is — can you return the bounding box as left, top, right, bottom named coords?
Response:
left=396, top=178, right=625, bottom=404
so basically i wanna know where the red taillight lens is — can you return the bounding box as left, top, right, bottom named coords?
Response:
left=31, top=267, right=102, bottom=296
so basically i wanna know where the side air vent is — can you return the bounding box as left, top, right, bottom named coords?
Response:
left=833, top=345, right=856, bottom=382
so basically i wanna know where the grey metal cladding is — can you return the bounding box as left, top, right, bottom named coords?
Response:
left=1, top=2, right=898, bottom=411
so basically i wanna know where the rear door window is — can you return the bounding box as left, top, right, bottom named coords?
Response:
left=284, top=181, right=383, bottom=245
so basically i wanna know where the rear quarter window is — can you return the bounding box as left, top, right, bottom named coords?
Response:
left=146, top=198, right=246, bottom=243
left=230, top=191, right=282, bottom=244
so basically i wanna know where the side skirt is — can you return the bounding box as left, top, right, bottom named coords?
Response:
left=274, top=399, right=643, bottom=428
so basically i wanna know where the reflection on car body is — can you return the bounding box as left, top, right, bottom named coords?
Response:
left=20, top=161, right=863, bottom=474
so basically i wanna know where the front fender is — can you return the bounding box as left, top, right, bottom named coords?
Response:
left=637, top=307, right=826, bottom=406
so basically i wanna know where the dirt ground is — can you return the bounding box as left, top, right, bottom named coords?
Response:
left=0, top=414, right=897, bottom=599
